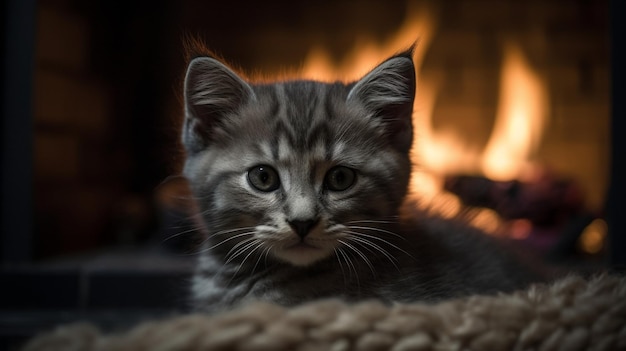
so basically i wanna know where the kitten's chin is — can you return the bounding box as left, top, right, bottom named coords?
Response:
left=273, top=243, right=332, bottom=267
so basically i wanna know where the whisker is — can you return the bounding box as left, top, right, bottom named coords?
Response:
left=344, top=231, right=398, bottom=255
left=220, top=238, right=255, bottom=264
left=346, top=215, right=399, bottom=221
left=347, top=234, right=401, bottom=271
left=161, top=226, right=201, bottom=244
left=224, top=239, right=258, bottom=265
left=264, top=245, right=272, bottom=267
left=211, top=226, right=257, bottom=237
left=227, top=241, right=263, bottom=286
left=345, top=230, right=415, bottom=260
left=339, top=239, right=376, bottom=277
left=193, top=226, right=242, bottom=248
left=347, top=234, right=395, bottom=259
left=333, top=248, right=348, bottom=287
left=347, top=225, right=407, bottom=241
left=233, top=242, right=262, bottom=275
left=251, top=246, right=272, bottom=276
left=189, top=231, right=255, bottom=256
left=345, top=219, right=399, bottom=225
left=342, top=247, right=360, bottom=289
left=207, top=232, right=255, bottom=250
left=208, top=238, right=257, bottom=279
left=336, top=247, right=358, bottom=288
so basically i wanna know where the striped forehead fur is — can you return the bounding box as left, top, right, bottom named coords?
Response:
left=210, top=80, right=386, bottom=157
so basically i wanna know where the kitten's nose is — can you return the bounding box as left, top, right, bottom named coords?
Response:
left=288, top=219, right=319, bottom=238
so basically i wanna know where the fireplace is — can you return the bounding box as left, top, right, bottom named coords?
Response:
left=171, top=0, right=611, bottom=264
left=22, top=0, right=610, bottom=264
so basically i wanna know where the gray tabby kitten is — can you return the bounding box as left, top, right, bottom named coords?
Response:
left=181, top=46, right=536, bottom=314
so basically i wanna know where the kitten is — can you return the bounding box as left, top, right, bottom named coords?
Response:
left=181, top=45, right=537, bottom=314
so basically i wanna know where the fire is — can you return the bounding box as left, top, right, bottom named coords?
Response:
left=481, top=43, right=549, bottom=181
left=287, top=3, right=550, bottom=235
left=299, top=2, right=435, bottom=82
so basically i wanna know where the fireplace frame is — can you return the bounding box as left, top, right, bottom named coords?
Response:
left=607, top=0, right=625, bottom=270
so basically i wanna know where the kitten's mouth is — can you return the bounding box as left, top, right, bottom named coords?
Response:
left=285, top=241, right=321, bottom=255
left=274, top=240, right=332, bottom=266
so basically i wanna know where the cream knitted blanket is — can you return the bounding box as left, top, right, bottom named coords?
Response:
left=22, top=274, right=626, bottom=351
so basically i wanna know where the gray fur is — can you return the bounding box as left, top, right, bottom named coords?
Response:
left=181, top=49, right=536, bottom=314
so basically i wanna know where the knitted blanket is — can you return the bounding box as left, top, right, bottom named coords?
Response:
left=22, top=274, right=626, bottom=351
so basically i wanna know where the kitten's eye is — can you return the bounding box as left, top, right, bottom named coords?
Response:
left=325, top=166, right=356, bottom=191
left=247, top=165, right=280, bottom=192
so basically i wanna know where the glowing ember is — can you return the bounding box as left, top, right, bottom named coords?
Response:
left=578, top=218, right=607, bottom=254
left=509, top=219, right=533, bottom=240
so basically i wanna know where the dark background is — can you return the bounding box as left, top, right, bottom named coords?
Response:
left=1, top=0, right=616, bottom=267
left=0, top=0, right=622, bottom=348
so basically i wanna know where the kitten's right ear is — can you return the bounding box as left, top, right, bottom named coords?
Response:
left=183, top=56, right=255, bottom=153
left=347, top=49, right=416, bottom=153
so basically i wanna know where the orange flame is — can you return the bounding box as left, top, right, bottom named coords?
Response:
left=299, top=2, right=435, bottom=82
left=288, top=5, right=549, bottom=235
left=481, top=43, right=549, bottom=181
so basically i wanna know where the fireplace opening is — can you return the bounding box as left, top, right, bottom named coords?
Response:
left=168, top=0, right=610, bottom=268
left=23, top=0, right=610, bottom=269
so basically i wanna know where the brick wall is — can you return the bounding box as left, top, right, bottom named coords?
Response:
left=33, top=1, right=182, bottom=259
left=34, top=4, right=123, bottom=257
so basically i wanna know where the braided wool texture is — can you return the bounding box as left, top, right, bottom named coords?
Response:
left=23, top=274, right=626, bottom=351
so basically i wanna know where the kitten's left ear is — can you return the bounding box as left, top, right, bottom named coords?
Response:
left=347, top=49, right=416, bottom=153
